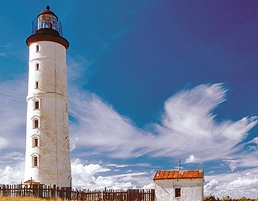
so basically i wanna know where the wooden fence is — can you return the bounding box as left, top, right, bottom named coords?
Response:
left=0, top=184, right=155, bottom=201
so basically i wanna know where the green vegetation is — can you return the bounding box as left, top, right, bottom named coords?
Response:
left=205, top=195, right=258, bottom=201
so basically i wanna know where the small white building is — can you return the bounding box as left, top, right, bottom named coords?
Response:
left=153, top=169, right=204, bottom=201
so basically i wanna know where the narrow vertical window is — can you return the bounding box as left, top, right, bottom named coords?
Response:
left=36, top=45, right=39, bottom=52
left=32, top=137, right=39, bottom=147
left=175, top=188, right=181, bottom=198
left=35, top=138, right=38, bottom=147
left=35, top=81, right=39, bottom=89
left=34, top=100, right=39, bottom=109
left=33, top=156, right=38, bottom=167
left=34, top=119, right=39, bottom=128
left=35, top=63, right=39, bottom=71
left=34, top=138, right=38, bottom=147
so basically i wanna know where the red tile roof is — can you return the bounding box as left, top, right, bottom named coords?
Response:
left=153, top=169, right=204, bottom=180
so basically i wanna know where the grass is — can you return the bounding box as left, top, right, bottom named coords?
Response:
left=0, top=197, right=62, bottom=201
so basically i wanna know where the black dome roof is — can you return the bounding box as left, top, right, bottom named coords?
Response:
left=38, top=6, right=57, bottom=19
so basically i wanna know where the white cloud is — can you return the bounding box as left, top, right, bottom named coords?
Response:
left=71, top=158, right=111, bottom=188
left=153, top=84, right=257, bottom=160
left=71, top=159, right=152, bottom=190
left=69, top=83, right=257, bottom=162
left=185, top=155, right=201, bottom=163
left=142, top=182, right=155, bottom=189
left=107, top=164, right=129, bottom=168
left=69, top=88, right=154, bottom=158
left=237, top=153, right=258, bottom=168
left=249, top=137, right=258, bottom=145
left=0, top=137, right=7, bottom=149
left=226, top=160, right=238, bottom=171
left=204, top=168, right=258, bottom=198
left=0, top=43, right=16, bottom=58
left=0, top=78, right=27, bottom=151
left=67, top=54, right=93, bottom=86
left=0, top=162, right=24, bottom=184
left=223, top=148, right=258, bottom=170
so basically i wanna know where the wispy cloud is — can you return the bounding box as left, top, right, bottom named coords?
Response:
left=67, top=54, right=94, bottom=86
left=69, top=88, right=154, bottom=158
left=0, top=44, right=14, bottom=58
left=0, top=77, right=27, bottom=151
left=0, top=137, right=7, bottom=149
left=69, top=83, right=257, bottom=162
left=152, top=84, right=257, bottom=161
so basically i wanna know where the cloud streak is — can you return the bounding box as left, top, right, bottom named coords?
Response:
left=69, top=83, right=257, bottom=163
left=0, top=77, right=27, bottom=151
left=69, top=87, right=154, bottom=158
left=153, top=84, right=257, bottom=161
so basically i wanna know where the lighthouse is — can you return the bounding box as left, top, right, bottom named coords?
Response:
left=24, top=6, right=71, bottom=187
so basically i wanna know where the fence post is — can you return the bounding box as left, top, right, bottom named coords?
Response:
left=151, top=189, right=155, bottom=201
left=65, top=187, right=72, bottom=200
left=23, top=185, right=25, bottom=196
left=38, top=184, right=43, bottom=197
left=57, top=186, right=60, bottom=199
left=76, top=189, right=80, bottom=201
left=103, top=187, right=106, bottom=201
left=51, top=185, right=56, bottom=198
left=47, top=185, right=51, bottom=198
left=59, top=187, right=64, bottom=199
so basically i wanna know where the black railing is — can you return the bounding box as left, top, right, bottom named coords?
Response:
left=31, top=18, right=63, bottom=36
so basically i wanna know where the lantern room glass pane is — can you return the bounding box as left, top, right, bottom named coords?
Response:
left=38, top=14, right=58, bottom=31
left=32, top=17, right=62, bottom=36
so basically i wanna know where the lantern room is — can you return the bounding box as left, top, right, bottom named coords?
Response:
left=31, top=6, right=63, bottom=36
left=38, top=6, right=58, bottom=30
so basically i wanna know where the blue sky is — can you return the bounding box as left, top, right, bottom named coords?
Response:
left=0, top=0, right=257, bottom=198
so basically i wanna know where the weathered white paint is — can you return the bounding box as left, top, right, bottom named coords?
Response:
left=24, top=41, right=71, bottom=187
left=154, top=178, right=204, bottom=201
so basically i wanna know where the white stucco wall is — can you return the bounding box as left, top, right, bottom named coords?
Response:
left=24, top=41, right=71, bottom=187
left=154, top=179, right=204, bottom=201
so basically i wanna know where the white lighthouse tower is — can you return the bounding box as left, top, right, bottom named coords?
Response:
left=24, top=6, right=71, bottom=187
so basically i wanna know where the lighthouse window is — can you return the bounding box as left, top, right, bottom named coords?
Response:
left=32, top=137, right=39, bottom=147
left=35, top=63, right=39, bottom=71
left=34, top=119, right=39, bottom=128
left=35, top=138, right=38, bottom=147
left=32, top=156, right=38, bottom=167
left=34, top=157, right=37, bottom=166
left=34, top=100, right=39, bottom=109
left=36, top=45, right=39, bottom=52
left=35, top=81, right=39, bottom=89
